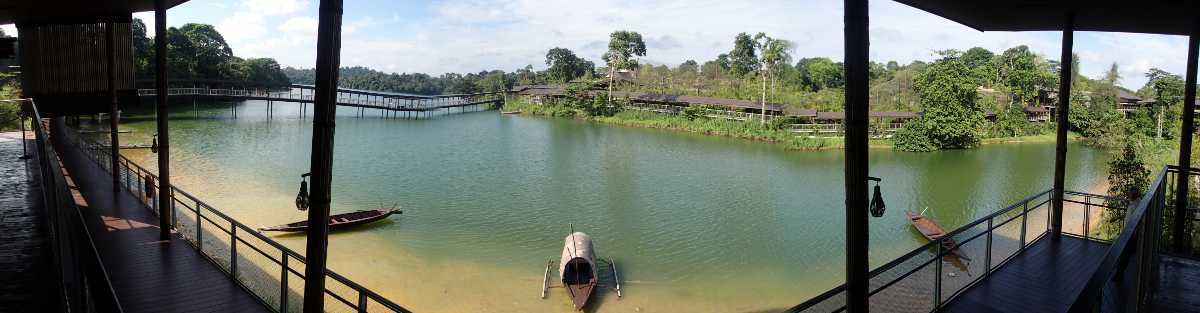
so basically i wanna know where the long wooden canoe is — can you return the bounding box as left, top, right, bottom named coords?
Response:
left=906, top=211, right=971, bottom=261
left=560, top=232, right=597, bottom=310
left=259, top=208, right=401, bottom=232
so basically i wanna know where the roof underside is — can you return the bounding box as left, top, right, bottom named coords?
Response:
left=894, top=1, right=1197, bottom=36
left=0, top=0, right=189, bottom=25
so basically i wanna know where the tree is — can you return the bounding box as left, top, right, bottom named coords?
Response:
left=177, top=24, right=234, bottom=79
left=728, top=33, right=758, bottom=78
left=962, top=47, right=995, bottom=85
left=753, top=33, right=792, bottom=125
left=545, top=47, right=592, bottom=83
left=601, top=30, right=647, bottom=104
left=795, top=57, right=843, bottom=91
left=997, top=45, right=1054, bottom=108
left=1143, top=68, right=1185, bottom=139
left=1102, top=141, right=1150, bottom=238
left=1103, top=63, right=1121, bottom=86
left=242, top=58, right=290, bottom=86
left=132, top=19, right=152, bottom=78
left=895, top=51, right=987, bottom=151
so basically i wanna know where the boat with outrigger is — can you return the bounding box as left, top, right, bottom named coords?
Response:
left=539, top=226, right=623, bottom=311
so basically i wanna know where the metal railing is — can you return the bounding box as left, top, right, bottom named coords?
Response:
left=70, top=130, right=411, bottom=313
left=15, top=99, right=124, bottom=313
left=787, top=188, right=1122, bottom=313
left=1069, top=165, right=1177, bottom=312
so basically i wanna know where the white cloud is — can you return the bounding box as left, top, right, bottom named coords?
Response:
left=217, top=11, right=267, bottom=43
left=241, top=0, right=308, bottom=16
left=193, top=0, right=1190, bottom=89
left=0, top=24, right=15, bottom=37
left=279, top=17, right=318, bottom=36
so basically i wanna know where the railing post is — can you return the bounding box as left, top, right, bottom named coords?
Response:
left=985, top=217, right=993, bottom=272
left=358, top=291, right=368, bottom=313
left=1020, top=201, right=1029, bottom=250
left=1084, top=194, right=1091, bottom=240
left=231, top=226, right=238, bottom=278
left=934, top=241, right=943, bottom=308
left=197, top=204, right=203, bottom=250
left=281, top=254, right=289, bottom=313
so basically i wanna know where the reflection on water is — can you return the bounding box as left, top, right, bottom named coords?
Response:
left=110, top=100, right=1109, bottom=312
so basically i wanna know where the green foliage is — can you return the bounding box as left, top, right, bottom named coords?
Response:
left=131, top=18, right=288, bottom=86
left=0, top=73, right=21, bottom=131
left=996, top=45, right=1056, bottom=106
left=893, top=119, right=938, bottom=152
left=992, top=105, right=1035, bottom=137
left=602, top=30, right=647, bottom=73
left=545, top=47, right=594, bottom=83
left=1100, top=141, right=1151, bottom=238
left=795, top=57, right=844, bottom=92
left=727, top=33, right=758, bottom=77
left=681, top=104, right=706, bottom=120
left=896, top=51, right=987, bottom=151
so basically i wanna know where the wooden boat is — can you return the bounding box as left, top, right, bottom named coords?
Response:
left=560, top=232, right=597, bottom=310
left=259, top=208, right=401, bottom=232
left=501, top=110, right=522, bottom=114
left=906, top=210, right=971, bottom=261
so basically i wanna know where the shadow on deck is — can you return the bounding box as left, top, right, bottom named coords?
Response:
left=940, top=235, right=1109, bottom=313
left=51, top=120, right=271, bottom=313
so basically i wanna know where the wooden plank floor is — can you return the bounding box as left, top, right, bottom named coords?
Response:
left=0, top=133, right=56, bottom=313
left=1152, top=255, right=1200, bottom=312
left=940, top=236, right=1109, bottom=313
left=52, top=120, right=272, bottom=313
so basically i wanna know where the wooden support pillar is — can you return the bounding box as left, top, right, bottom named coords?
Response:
left=303, top=0, right=342, bottom=311
left=1052, top=13, right=1075, bottom=237
left=106, top=20, right=120, bottom=192
left=155, top=0, right=173, bottom=241
left=1174, top=20, right=1200, bottom=252
left=843, top=0, right=870, bottom=311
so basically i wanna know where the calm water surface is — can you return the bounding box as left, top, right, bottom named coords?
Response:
left=113, top=100, right=1108, bottom=312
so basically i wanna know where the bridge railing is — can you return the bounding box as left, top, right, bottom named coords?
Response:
left=787, top=189, right=1122, bottom=313
left=70, top=131, right=412, bottom=313
left=137, top=87, right=504, bottom=112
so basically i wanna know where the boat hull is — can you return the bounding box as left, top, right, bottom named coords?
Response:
left=259, top=208, right=401, bottom=232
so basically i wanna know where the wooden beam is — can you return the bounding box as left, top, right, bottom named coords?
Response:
left=844, top=0, right=870, bottom=311
left=1052, top=13, right=1075, bottom=237
left=303, top=0, right=343, bottom=311
left=106, top=20, right=121, bottom=193
left=1174, top=19, right=1199, bottom=252
left=155, top=0, right=172, bottom=241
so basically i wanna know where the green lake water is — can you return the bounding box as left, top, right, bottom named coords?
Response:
left=110, top=100, right=1109, bottom=312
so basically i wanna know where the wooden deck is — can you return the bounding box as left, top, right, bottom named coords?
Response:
left=941, top=235, right=1109, bottom=313
left=51, top=122, right=272, bottom=313
left=1152, top=255, right=1200, bottom=312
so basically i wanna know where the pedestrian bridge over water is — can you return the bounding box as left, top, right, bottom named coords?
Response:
left=136, top=83, right=504, bottom=119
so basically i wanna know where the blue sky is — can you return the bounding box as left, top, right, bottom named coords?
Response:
left=6, top=0, right=1192, bottom=88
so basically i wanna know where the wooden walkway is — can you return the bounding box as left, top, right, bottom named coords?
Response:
left=941, top=236, right=1109, bottom=313
left=51, top=121, right=272, bottom=313
left=0, top=133, right=55, bottom=313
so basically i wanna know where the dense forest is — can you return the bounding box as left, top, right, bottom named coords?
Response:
left=131, top=19, right=289, bottom=85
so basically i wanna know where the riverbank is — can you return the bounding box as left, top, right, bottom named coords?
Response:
left=504, top=99, right=1076, bottom=151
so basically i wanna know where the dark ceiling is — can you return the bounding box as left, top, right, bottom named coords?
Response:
left=0, top=0, right=189, bottom=25
left=895, top=1, right=1198, bottom=36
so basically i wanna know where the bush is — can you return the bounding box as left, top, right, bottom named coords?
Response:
left=893, top=118, right=938, bottom=152
left=681, top=104, right=706, bottom=121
